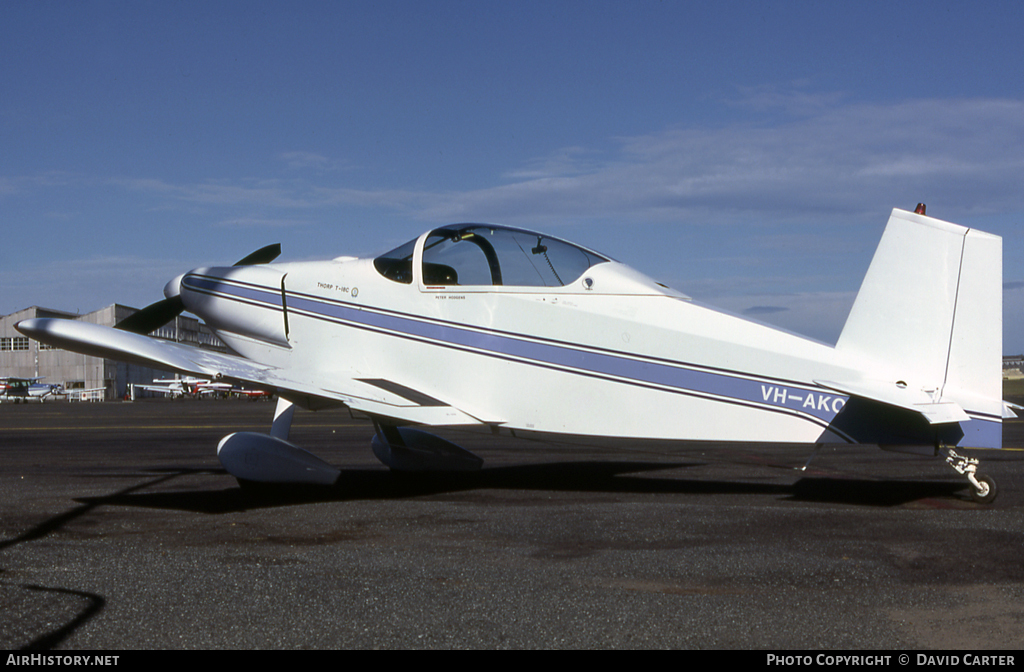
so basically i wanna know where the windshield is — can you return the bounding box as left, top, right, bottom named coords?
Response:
left=374, top=225, right=610, bottom=287
left=373, top=238, right=417, bottom=284
left=422, top=225, right=609, bottom=287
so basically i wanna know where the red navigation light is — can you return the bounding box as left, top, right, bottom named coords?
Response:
left=915, top=203, right=927, bottom=215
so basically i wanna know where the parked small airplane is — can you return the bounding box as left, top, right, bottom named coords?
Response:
left=16, top=205, right=1016, bottom=502
left=133, top=376, right=232, bottom=398
left=231, top=387, right=274, bottom=401
left=0, top=377, right=35, bottom=402
left=0, top=377, right=63, bottom=403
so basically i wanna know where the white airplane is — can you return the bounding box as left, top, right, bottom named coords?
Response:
left=27, top=381, right=63, bottom=401
left=16, top=205, right=1016, bottom=503
left=134, top=375, right=232, bottom=398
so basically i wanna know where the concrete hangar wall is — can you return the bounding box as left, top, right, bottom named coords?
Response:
left=1, top=305, right=225, bottom=401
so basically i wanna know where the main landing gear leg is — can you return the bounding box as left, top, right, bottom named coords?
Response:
left=941, top=445, right=998, bottom=504
left=217, top=396, right=340, bottom=487
left=271, top=397, right=296, bottom=440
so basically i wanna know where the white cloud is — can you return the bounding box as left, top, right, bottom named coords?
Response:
left=421, top=96, right=1024, bottom=225
left=8, top=94, right=1024, bottom=230
left=69, top=95, right=1024, bottom=232
left=502, top=147, right=606, bottom=180
left=214, top=217, right=310, bottom=228
left=279, top=151, right=338, bottom=172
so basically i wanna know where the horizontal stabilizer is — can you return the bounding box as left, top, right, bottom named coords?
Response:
left=815, top=379, right=970, bottom=425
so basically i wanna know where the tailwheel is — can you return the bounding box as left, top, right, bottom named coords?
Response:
left=969, top=473, right=998, bottom=505
left=942, top=447, right=998, bottom=505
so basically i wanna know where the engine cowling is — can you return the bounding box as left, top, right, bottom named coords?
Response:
left=181, top=266, right=290, bottom=346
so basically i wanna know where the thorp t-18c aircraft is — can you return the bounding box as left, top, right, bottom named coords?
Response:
left=16, top=205, right=1017, bottom=502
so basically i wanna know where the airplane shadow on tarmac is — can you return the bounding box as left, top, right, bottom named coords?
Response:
left=0, top=471, right=198, bottom=650
left=77, top=460, right=971, bottom=514
left=0, top=460, right=971, bottom=649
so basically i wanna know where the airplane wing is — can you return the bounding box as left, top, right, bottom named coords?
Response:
left=16, top=318, right=487, bottom=427
left=815, top=379, right=971, bottom=424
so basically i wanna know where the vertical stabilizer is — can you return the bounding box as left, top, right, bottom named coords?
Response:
left=835, top=208, right=1003, bottom=446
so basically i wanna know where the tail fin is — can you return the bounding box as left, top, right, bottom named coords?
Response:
left=833, top=207, right=1002, bottom=447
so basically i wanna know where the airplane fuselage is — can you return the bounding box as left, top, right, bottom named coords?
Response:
left=176, top=216, right=1005, bottom=450
left=184, top=256, right=866, bottom=445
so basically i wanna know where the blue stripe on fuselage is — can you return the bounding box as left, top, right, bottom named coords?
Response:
left=185, top=276, right=1005, bottom=447
left=183, top=274, right=284, bottom=311
left=282, top=290, right=846, bottom=429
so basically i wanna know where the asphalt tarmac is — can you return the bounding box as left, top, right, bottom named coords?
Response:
left=2, top=399, right=1024, bottom=650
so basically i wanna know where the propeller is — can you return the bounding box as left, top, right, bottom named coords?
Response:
left=113, top=295, right=186, bottom=335
left=114, top=244, right=282, bottom=334
left=232, top=243, right=282, bottom=267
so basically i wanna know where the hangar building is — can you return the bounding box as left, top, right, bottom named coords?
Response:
left=1, top=305, right=225, bottom=401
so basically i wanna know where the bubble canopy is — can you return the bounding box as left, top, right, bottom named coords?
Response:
left=374, top=224, right=611, bottom=287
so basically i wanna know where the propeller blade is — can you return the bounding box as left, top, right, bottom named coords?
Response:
left=114, top=296, right=185, bottom=334
left=115, top=244, right=280, bottom=334
left=234, top=243, right=281, bottom=266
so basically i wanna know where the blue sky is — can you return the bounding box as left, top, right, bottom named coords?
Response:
left=3, top=1, right=1024, bottom=351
